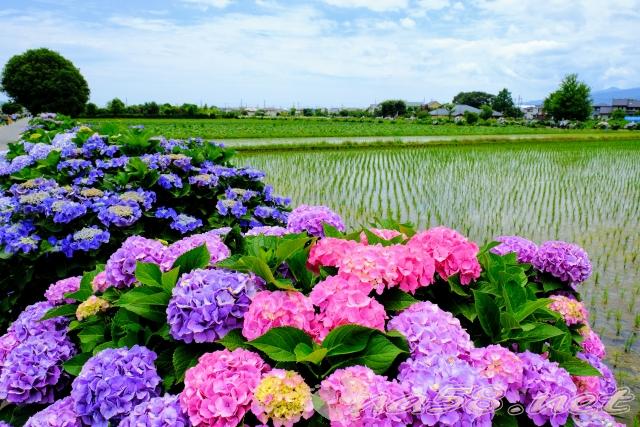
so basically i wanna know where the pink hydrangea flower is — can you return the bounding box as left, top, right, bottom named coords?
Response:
left=91, top=271, right=110, bottom=293
left=310, top=276, right=387, bottom=342
left=408, top=226, right=481, bottom=285
left=549, top=295, right=589, bottom=326
left=579, top=325, right=606, bottom=359
left=242, top=291, right=316, bottom=340
left=335, top=244, right=398, bottom=293
left=464, top=345, right=524, bottom=403
left=307, top=238, right=360, bottom=272
left=44, top=276, right=81, bottom=305
left=388, top=244, right=436, bottom=293
left=180, top=349, right=269, bottom=427
left=319, top=365, right=380, bottom=427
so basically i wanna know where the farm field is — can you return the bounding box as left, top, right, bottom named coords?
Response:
left=83, top=117, right=625, bottom=140
left=237, top=139, right=640, bottom=408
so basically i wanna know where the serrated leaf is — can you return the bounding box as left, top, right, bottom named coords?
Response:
left=514, top=298, right=553, bottom=322
left=511, top=323, right=565, bottom=342
left=380, top=288, right=419, bottom=312
left=474, top=291, right=500, bottom=339
left=161, top=267, right=181, bottom=293
left=216, top=329, right=248, bottom=350
left=78, top=324, right=106, bottom=353
left=63, top=352, right=92, bottom=376
left=294, top=343, right=328, bottom=364
left=172, top=244, right=210, bottom=274
left=115, top=286, right=170, bottom=322
left=322, top=325, right=374, bottom=357
left=41, top=303, right=77, bottom=320
left=173, top=346, right=202, bottom=383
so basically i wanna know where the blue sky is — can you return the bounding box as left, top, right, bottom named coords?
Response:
left=1, top=0, right=639, bottom=108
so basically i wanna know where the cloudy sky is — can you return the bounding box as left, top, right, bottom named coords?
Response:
left=1, top=0, right=638, bottom=107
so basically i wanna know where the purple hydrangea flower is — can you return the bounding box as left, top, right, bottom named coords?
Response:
left=160, top=231, right=230, bottom=271
left=118, top=394, right=189, bottom=427
left=98, top=201, right=142, bottom=227
left=572, top=409, right=624, bottom=427
left=0, top=333, right=76, bottom=404
left=6, top=301, right=69, bottom=343
left=158, top=173, right=183, bottom=190
left=25, top=396, right=81, bottom=427
left=244, top=226, right=289, bottom=237
left=45, top=276, right=81, bottom=305
left=140, top=153, right=171, bottom=171
left=105, top=236, right=166, bottom=288
left=45, top=199, right=87, bottom=224
left=286, top=204, right=345, bottom=237
left=574, top=352, right=617, bottom=409
left=398, top=355, right=495, bottom=426
left=82, top=134, right=107, bottom=157
left=517, top=351, right=577, bottom=427
left=7, top=154, right=36, bottom=174
left=0, top=421, right=11, bottom=427
left=27, top=142, right=56, bottom=160
left=387, top=301, right=473, bottom=358
left=216, top=199, right=247, bottom=218
left=239, top=168, right=265, bottom=180
left=167, top=269, right=263, bottom=343
left=51, top=132, right=76, bottom=152
left=167, top=154, right=192, bottom=172
left=71, top=346, right=161, bottom=426
left=491, top=236, right=538, bottom=263
left=59, top=226, right=110, bottom=257
left=170, top=213, right=203, bottom=234
left=533, top=241, right=592, bottom=287
left=360, top=377, right=413, bottom=426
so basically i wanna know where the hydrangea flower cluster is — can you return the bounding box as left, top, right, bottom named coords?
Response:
left=573, top=409, right=625, bottom=427
left=534, top=241, right=592, bottom=287
left=44, top=276, right=81, bottom=305
left=180, top=349, right=269, bottom=426
left=251, top=369, right=314, bottom=427
left=71, top=345, right=161, bottom=426
left=245, top=225, right=289, bottom=237
left=318, top=365, right=381, bottom=426
left=76, top=296, right=110, bottom=320
left=310, top=275, right=387, bottom=341
left=242, top=290, right=317, bottom=340
left=387, top=301, right=473, bottom=358
left=408, top=226, right=482, bottom=285
left=167, top=268, right=263, bottom=343
left=118, top=394, right=190, bottom=427
left=0, top=333, right=75, bottom=404
left=159, top=230, right=230, bottom=271
left=464, top=344, right=524, bottom=402
left=286, top=204, right=345, bottom=237
left=24, top=396, right=81, bottom=427
left=491, top=235, right=538, bottom=263
left=398, top=355, right=495, bottom=426
left=517, top=351, right=578, bottom=427
left=572, top=352, right=617, bottom=409
left=549, top=294, right=589, bottom=326
left=358, top=376, right=413, bottom=427
left=579, top=325, right=607, bottom=359
left=105, top=236, right=166, bottom=288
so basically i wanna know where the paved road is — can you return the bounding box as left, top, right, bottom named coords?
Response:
left=0, top=118, right=29, bottom=149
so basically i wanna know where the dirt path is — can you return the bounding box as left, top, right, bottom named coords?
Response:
left=0, top=118, right=29, bottom=149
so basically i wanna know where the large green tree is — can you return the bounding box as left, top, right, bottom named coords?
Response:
left=1, top=48, right=90, bottom=116
left=543, top=74, right=592, bottom=121
left=452, top=91, right=495, bottom=108
left=492, top=88, right=522, bottom=117
left=378, top=100, right=407, bottom=117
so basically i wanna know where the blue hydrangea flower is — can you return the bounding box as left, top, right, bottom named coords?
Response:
left=188, top=173, right=219, bottom=188
left=118, top=189, right=156, bottom=210
left=44, top=199, right=87, bottom=224
left=167, top=269, right=263, bottom=343
left=96, top=156, right=129, bottom=169
left=155, top=206, right=177, bottom=219
left=57, top=159, right=92, bottom=175
left=158, top=173, right=183, bottom=190
left=59, top=226, right=110, bottom=257
left=170, top=213, right=202, bottom=234
left=71, top=346, right=161, bottom=426
left=98, top=202, right=142, bottom=227
left=216, top=199, right=247, bottom=218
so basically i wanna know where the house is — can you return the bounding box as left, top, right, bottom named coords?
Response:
left=429, top=104, right=503, bottom=118
left=593, top=99, right=640, bottom=119
left=520, top=104, right=545, bottom=120
left=426, top=101, right=442, bottom=110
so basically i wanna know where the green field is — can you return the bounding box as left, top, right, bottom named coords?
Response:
left=237, top=139, right=640, bottom=405
left=83, top=117, right=625, bottom=140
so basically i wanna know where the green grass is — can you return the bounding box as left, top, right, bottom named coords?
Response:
left=82, top=117, right=626, bottom=140
left=236, top=139, right=640, bottom=403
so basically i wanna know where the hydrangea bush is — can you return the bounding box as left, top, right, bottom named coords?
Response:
left=0, top=199, right=624, bottom=424
left=0, top=114, right=290, bottom=330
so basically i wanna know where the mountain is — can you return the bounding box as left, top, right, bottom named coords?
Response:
left=526, top=86, right=640, bottom=105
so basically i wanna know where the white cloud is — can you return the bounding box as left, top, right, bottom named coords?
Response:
left=400, top=17, right=416, bottom=28
left=416, top=0, right=450, bottom=11
left=180, top=0, right=233, bottom=10
left=108, top=16, right=174, bottom=32
left=323, top=0, right=409, bottom=12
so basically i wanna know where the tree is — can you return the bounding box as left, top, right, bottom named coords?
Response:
left=1, top=48, right=89, bottom=116
left=492, top=88, right=521, bottom=117
left=611, top=108, right=626, bottom=120
left=378, top=100, right=407, bottom=117
left=1, top=102, right=22, bottom=114
left=452, top=91, right=495, bottom=108
left=479, top=104, right=493, bottom=120
left=463, top=111, right=479, bottom=124
left=543, top=74, right=592, bottom=121
left=84, top=102, right=98, bottom=117
left=107, top=98, right=125, bottom=116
